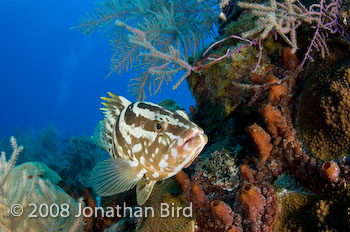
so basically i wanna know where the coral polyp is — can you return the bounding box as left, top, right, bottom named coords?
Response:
left=297, top=61, right=350, bottom=160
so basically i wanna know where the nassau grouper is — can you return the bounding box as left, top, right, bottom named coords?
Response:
left=90, top=92, right=208, bottom=205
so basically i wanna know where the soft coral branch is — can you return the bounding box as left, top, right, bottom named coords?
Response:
left=238, top=0, right=345, bottom=63
left=300, top=0, right=344, bottom=66
left=115, top=20, right=196, bottom=90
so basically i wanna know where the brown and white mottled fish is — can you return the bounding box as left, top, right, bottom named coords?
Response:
left=90, top=92, right=208, bottom=205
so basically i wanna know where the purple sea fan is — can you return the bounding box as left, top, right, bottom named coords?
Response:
left=237, top=0, right=346, bottom=67
left=301, top=0, right=345, bottom=65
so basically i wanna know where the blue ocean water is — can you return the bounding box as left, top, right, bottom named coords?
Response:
left=0, top=0, right=196, bottom=139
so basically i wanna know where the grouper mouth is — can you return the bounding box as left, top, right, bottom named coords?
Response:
left=176, top=128, right=208, bottom=168
left=181, top=128, right=208, bottom=150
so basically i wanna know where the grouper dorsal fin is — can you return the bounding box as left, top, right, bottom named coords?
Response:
left=101, top=92, right=131, bottom=117
left=176, top=109, right=189, bottom=120
left=136, top=179, right=156, bottom=205
left=99, top=93, right=131, bottom=155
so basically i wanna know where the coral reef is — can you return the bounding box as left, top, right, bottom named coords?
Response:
left=0, top=126, right=63, bottom=165
left=58, top=136, right=109, bottom=190
left=1, top=129, right=109, bottom=192
left=321, top=161, right=341, bottom=183
left=78, top=188, right=121, bottom=232
left=200, top=149, right=240, bottom=190
left=340, top=0, right=350, bottom=34
left=239, top=183, right=267, bottom=227
left=173, top=2, right=350, bottom=229
left=247, top=123, right=272, bottom=162
left=39, top=0, right=350, bottom=231
left=0, top=137, right=84, bottom=232
left=276, top=184, right=350, bottom=231
left=136, top=178, right=195, bottom=232
left=179, top=66, right=350, bottom=231
left=0, top=126, right=111, bottom=190
left=297, top=61, right=350, bottom=160
left=12, top=161, right=62, bottom=185
left=187, top=44, right=273, bottom=116
left=104, top=217, right=138, bottom=232
left=78, top=0, right=349, bottom=230
left=210, top=200, right=234, bottom=229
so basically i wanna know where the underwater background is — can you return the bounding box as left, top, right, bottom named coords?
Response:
left=1, top=0, right=350, bottom=231
left=0, top=0, right=196, bottom=139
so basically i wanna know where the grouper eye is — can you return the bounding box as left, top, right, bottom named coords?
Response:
left=154, top=122, right=166, bottom=132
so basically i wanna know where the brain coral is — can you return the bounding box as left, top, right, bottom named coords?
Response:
left=275, top=185, right=350, bottom=232
left=297, top=61, right=350, bottom=160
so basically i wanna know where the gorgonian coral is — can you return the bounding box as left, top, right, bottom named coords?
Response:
left=0, top=137, right=84, bottom=232
left=74, top=0, right=218, bottom=100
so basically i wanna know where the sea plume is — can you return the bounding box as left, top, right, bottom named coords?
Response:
left=73, top=0, right=218, bottom=100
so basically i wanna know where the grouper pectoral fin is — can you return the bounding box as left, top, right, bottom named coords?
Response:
left=89, top=158, right=142, bottom=196
left=136, top=179, right=156, bottom=205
